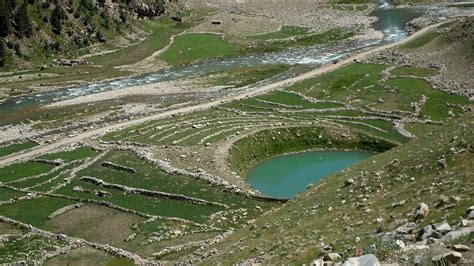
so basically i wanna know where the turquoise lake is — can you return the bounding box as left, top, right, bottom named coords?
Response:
left=247, top=151, right=373, bottom=199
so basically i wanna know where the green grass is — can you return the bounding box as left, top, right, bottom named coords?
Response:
left=54, top=180, right=224, bottom=223
left=10, top=163, right=76, bottom=189
left=204, top=112, right=474, bottom=264
left=0, top=196, right=78, bottom=227
left=0, top=162, right=55, bottom=183
left=385, top=78, right=469, bottom=120
left=390, top=66, right=438, bottom=77
left=0, top=187, right=25, bottom=201
left=38, top=147, right=99, bottom=162
left=45, top=247, right=135, bottom=266
left=288, top=63, right=386, bottom=102
left=401, top=32, right=441, bottom=49
left=0, top=141, right=38, bottom=158
left=90, top=18, right=185, bottom=67
left=247, top=26, right=310, bottom=41
left=228, top=126, right=396, bottom=177
left=75, top=150, right=273, bottom=210
left=160, top=33, right=239, bottom=65
left=0, top=234, right=67, bottom=264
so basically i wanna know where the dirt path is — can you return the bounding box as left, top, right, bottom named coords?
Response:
left=0, top=19, right=458, bottom=166
left=116, top=32, right=183, bottom=72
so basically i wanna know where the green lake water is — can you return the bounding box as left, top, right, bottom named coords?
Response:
left=247, top=151, right=373, bottom=199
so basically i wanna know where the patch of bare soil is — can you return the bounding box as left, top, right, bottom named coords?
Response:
left=189, top=2, right=376, bottom=36
left=0, top=221, right=24, bottom=235
left=44, top=204, right=144, bottom=248
left=44, top=246, right=128, bottom=266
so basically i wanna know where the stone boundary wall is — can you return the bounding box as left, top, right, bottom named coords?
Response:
left=47, top=203, right=85, bottom=219
left=0, top=216, right=157, bottom=265
left=80, top=176, right=229, bottom=208
left=100, top=161, right=137, bottom=173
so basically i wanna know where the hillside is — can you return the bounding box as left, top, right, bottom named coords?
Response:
left=200, top=111, right=473, bottom=265
left=0, top=0, right=180, bottom=69
left=0, top=1, right=472, bottom=264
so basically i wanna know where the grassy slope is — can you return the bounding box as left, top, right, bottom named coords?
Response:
left=160, top=33, right=239, bottom=65
left=0, top=141, right=38, bottom=158
left=89, top=18, right=186, bottom=67
left=204, top=111, right=473, bottom=264
left=228, top=126, right=397, bottom=178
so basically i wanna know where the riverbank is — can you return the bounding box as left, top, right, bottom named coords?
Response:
left=0, top=17, right=463, bottom=167
left=0, top=8, right=472, bottom=264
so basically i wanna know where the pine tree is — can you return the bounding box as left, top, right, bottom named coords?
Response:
left=14, top=0, right=33, bottom=37
left=0, top=0, right=12, bottom=37
left=0, top=37, right=5, bottom=67
left=50, top=4, right=65, bottom=34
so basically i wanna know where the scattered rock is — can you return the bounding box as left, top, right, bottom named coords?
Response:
left=323, top=253, right=341, bottom=262
left=418, top=224, right=434, bottom=240
left=451, top=244, right=471, bottom=252
left=442, top=227, right=473, bottom=242
left=391, top=200, right=407, bottom=208
left=432, top=251, right=462, bottom=264
left=433, top=222, right=452, bottom=234
left=413, top=203, right=429, bottom=221
left=342, top=254, right=381, bottom=266
left=344, top=178, right=354, bottom=187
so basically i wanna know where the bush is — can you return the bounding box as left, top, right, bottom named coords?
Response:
left=13, top=43, right=22, bottom=57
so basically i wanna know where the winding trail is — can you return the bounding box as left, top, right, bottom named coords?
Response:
left=0, top=18, right=461, bottom=167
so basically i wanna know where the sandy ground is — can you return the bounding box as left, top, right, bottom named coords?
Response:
left=0, top=19, right=457, bottom=167
left=0, top=73, right=60, bottom=83
left=189, top=2, right=376, bottom=36
left=44, top=78, right=228, bottom=108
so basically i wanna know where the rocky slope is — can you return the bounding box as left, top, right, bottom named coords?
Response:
left=195, top=108, right=473, bottom=265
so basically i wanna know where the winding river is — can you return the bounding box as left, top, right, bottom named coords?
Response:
left=0, top=1, right=429, bottom=116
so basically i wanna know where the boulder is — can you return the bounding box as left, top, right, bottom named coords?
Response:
left=344, top=178, right=354, bottom=187
left=413, top=203, right=429, bottom=221
left=432, top=251, right=462, bottom=264
left=342, top=254, right=381, bottom=266
left=436, top=195, right=450, bottom=207
left=434, top=222, right=452, bottom=234
left=323, top=253, right=341, bottom=262
left=452, top=244, right=471, bottom=252
left=442, top=227, right=473, bottom=242
left=418, top=224, right=434, bottom=240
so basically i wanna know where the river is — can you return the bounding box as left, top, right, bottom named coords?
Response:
left=0, top=1, right=429, bottom=116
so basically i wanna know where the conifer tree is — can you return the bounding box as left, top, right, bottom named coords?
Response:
left=0, top=38, right=5, bottom=67
left=14, top=0, right=33, bottom=37
left=0, top=0, right=11, bottom=37
left=50, top=4, right=65, bottom=34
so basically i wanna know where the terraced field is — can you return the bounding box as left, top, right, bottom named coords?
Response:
left=0, top=61, right=471, bottom=263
